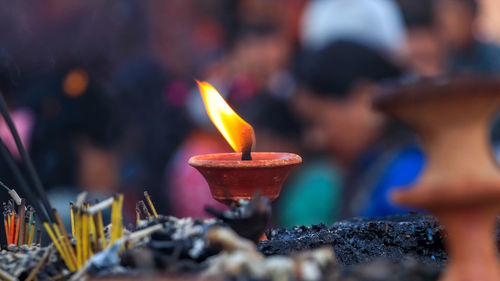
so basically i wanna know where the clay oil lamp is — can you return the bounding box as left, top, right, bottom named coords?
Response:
left=374, top=76, right=500, bottom=281
left=188, top=81, right=302, bottom=206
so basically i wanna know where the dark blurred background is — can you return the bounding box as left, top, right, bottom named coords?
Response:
left=0, top=0, right=499, bottom=227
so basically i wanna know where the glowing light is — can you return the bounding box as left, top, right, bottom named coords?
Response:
left=196, top=80, right=254, bottom=154
left=63, top=68, right=89, bottom=98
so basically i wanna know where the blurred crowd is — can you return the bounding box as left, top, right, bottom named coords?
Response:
left=0, top=0, right=500, bottom=227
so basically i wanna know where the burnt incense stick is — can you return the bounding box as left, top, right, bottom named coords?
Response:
left=0, top=92, right=54, bottom=222
left=137, top=200, right=151, bottom=220
left=13, top=215, right=19, bottom=245
left=17, top=199, right=25, bottom=246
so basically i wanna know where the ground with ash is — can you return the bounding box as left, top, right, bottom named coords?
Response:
left=6, top=206, right=498, bottom=281
left=259, top=215, right=446, bottom=280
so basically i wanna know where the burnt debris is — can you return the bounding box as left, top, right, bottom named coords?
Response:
left=260, top=215, right=447, bottom=267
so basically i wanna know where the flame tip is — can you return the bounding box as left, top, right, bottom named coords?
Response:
left=197, top=81, right=254, bottom=153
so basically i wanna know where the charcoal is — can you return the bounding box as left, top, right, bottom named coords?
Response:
left=260, top=215, right=446, bottom=267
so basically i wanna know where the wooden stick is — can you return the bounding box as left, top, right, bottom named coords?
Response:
left=144, top=191, right=158, bottom=218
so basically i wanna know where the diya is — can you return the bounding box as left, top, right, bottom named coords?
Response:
left=189, top=81, right=302, bottom=206
left=374, top=75, right=500, bottom=281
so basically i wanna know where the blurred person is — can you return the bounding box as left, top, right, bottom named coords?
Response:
left=397, top=0, right=446, bottom=77
left=294, top=41, right=424, bottom=218
left=13, top=65, right=123, bottom=226
left=300, top=0, right=406, bottom=54
left=229, top=26, right=295, bottom=100
left=113, top=57, right=190, bottom=215
left=237, top=95, right=342, bottom=228
left=436, top=0, right=500, bottom=73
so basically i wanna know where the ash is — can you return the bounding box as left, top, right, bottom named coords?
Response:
left=0, top=245, right=69, bottom=280
left=121, top=215, right=224, bottom=273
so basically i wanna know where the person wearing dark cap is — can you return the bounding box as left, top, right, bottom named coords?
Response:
left=293, top=41, right=424, bottom=219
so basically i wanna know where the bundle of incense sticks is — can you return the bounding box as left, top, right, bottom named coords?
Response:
left=44, top=191, right=160, bottom=273
left=2, top=199, right=38, bottom=246
left=43, top=193, right=128, bottom=272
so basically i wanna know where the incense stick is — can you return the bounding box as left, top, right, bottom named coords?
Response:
left=86, top=197, right=113, bottom=215
left=96, top=211, right=106, bottom=249
left=28, top=222, right=35, bottom=245
left=144, top=191, right=158, bottom=218
left=70, top=202, right=75, bottom=236
left=54, top=209, right=78, bottom=269
left=17, top=199, right=25, bottom=246
left=13, top=215, right=19, bottom=245
left=137, top=200, right=152, bottom=220
left=0, top=139, right=50, bottom=223
left=44, top=222, right=74, bottom=271
left=0, top=181, right=21, bottom=205
left=0, top=92, right=54, bottom=222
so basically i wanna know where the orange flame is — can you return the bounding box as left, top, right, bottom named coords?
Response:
left=196, top=80, right=254, bottom=155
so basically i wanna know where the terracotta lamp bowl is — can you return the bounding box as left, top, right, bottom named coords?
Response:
left=189, top=152, right=302, bottom=205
